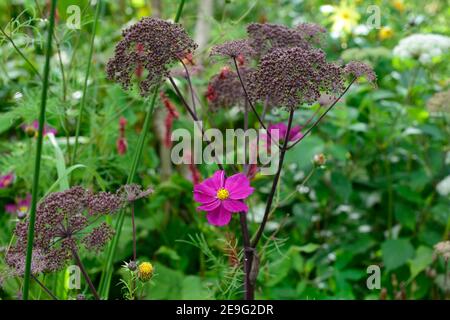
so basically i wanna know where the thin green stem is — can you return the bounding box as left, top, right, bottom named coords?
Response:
left=71, top=0, right=102, bottom=166
left=174, top=0, right=186, bottom=22
left=70, top=243, right=100, bottom=300
left=22, top=0, right=57, bottom=301
left=99, top=86, right=159, bottom=298
left=251, top=108, right=295, bottom=248
left=0, top=24, right=42, bottom=80
left=31, top=275, right=59, bottom=300
left=287, top=78, right=356, bottom=150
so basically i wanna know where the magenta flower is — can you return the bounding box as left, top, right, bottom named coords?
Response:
left=22, top=121, right=57, bottom=137
left=267, top=123, right=303, bottom=142
left=5, top=194, right=31, bottom=219
left=0, top=173, right=14, bottom=189
left=193, top=170, right=254, bottom=226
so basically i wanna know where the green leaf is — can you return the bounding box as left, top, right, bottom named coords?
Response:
left=381, top=239, right=415, bottom=271
left=155, top=246, right=181, bottom=261
left=47, top=134, right=69, bottom=191
left=181, top=276, right=210, bottom=300
left=0, top=112, right=18, bottom=134
left=395, top=185, right=424, bottom=205
left=331, top=171, right=352, bottom=202
left=297, top=243, right=320, bottom=253
left=409, top=246, right=434, bottom=279
left=394, top=202, right=416, bottom=231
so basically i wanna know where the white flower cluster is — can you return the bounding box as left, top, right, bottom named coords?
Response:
left=393, top=33, right=450, bottom=64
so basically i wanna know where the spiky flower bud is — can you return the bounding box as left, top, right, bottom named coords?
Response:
left=137, top=262, right=154, bottom=282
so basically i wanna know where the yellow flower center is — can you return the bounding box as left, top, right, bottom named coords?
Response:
left=18, top=206, right=28, bottom=213
left=216, top=188, right=229, bottom=200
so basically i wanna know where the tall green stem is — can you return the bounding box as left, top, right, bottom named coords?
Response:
left=22, top=0, right=57, bottom=300
left=71, top=0, right=102, bottom=165
left=99, top=87, right=159, bottom=298
left=98, top=0, right=187, bottom=299
left=174, top=0, right=186, bottom=22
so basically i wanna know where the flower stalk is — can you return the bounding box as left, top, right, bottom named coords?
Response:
left=71, top=0, right=102, bottom=165
left=22, top=0, right=57, bottom=300
left=70, top=243, right=100, bottom=300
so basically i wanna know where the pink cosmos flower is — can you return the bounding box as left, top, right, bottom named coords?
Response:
left=193, top=170, right=254, bottom=226
left=0, top=173, right=14, bottom=189
left=22, top=121, right=57, bottom=137
left=267, top=123, right=303, bottom=142
left=5, top=194, right=31, bottom=219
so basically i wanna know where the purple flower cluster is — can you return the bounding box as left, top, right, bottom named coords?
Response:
left=247, top=47, right=344, bottom=109
left=82, top=222, right=115, bottom=253
left=210, top=39, right=256, bottom=59
left=206, top=67, right=251, bottom=111
left=246, top=22, right=325, bottom=57
left=106, top=17, right=197, bottom=96
left=206, top=22, right=375, bottom=110
left=344, top=61, right=377, bottom=86
left=5, top=186, right=124, bottom=276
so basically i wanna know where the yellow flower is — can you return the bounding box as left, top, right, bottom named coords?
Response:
left=378, top=27, right=394, bottom=40
left=137, top=262, right=154, bottom=282
left=392, top=0, right=405, bottom=12
left=330, top=1, right=360, bottom=35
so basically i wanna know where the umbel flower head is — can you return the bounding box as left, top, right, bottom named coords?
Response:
left=106, top=17, right=197, bottom=96
left=393, top=33, right=450, bottom=64
left=205, top=67, right=250, bottom=111
left=5, top=186, right=124, bottom=276
left=343, top=61, right=377, bottom=86
left=194, top=170, right=254, bottom=226
left=247, top=22, right=325, bottom=57
left=248, top=47, right=344, bottom=109
left=210, top=39, right=256, bottom=60
left=427, top=89, right=450, bottom=114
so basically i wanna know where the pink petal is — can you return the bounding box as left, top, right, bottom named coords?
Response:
left=194, top=181, right=216, bottom=197
left=211, top=170, right=226, bottom=189
left=5, top=204, right=17, bottom=214
left=268, top=123, right=286, bottom=138
left=225, top=173, right=254, bottom=200
left=223, top=199, right=248, bottom=213
left=206, top=205, right=232, bottom=226
left=197, top=199, right=220, bottom=211
left=289, top=125, right=303, bottom=141
left=193, top=191, right=214, bottom=204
